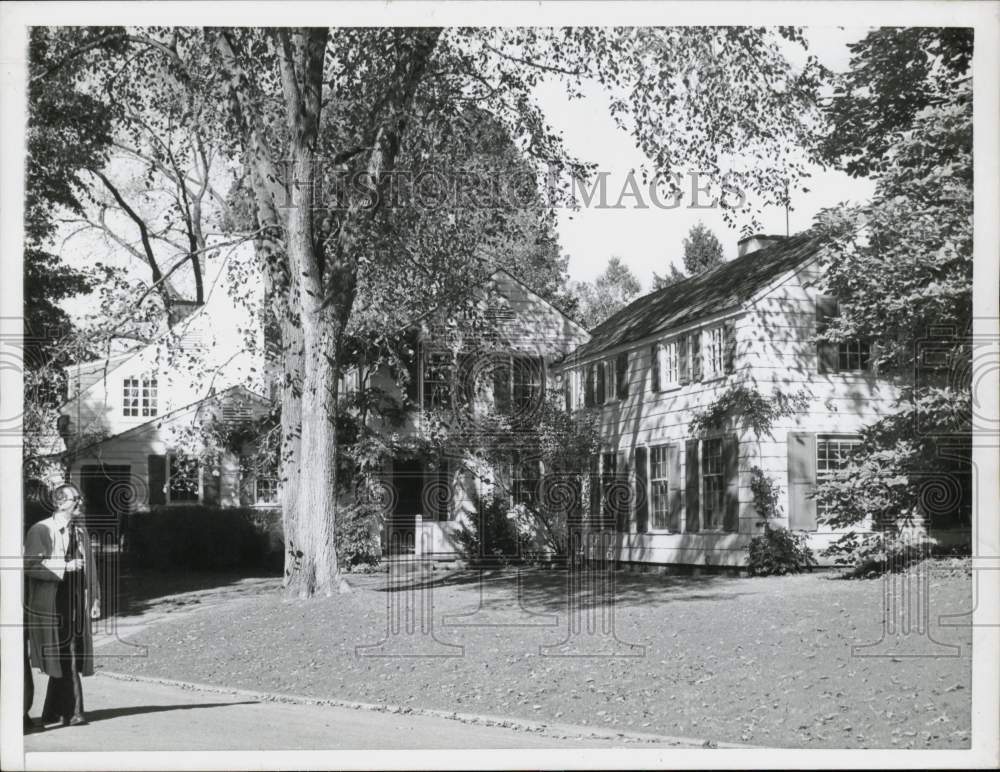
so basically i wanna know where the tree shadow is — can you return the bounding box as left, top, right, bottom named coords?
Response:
left=370, top=565, right=756, bottom=612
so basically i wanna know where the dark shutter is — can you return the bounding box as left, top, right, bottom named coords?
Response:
left=493, top=356, right=511, bottom=414
left=564, top=373, right=573, bottom=411
left=202, top=456, right=221, bottom=505
left=723, top=434, right=740, bottom=532
left=596, top=361, right=606, bottom=405
left=148, top=454, right=167, bottom=507
left=650, top=344, right=660, bottom=392
left=617, top=450, right=629, bottom=532
left=584, top=365, right=596, bottom=407
left=816, top=295, right=839, bottom=374
left=615, top=352, right=629, bottom=398
left=588, top=454, right=600, bottom=524
left=723, top=319, right=737, bottom=375
left=667, top=443, right=682, bottom=532
left=690, top=331, right=702, bottom=382
left=685, top=439, right=700, bottom=532
left=678, top=335, right=690, bottom=385
left=787, top=431, right=818, bottom=530
left=634, top=446, right=649, bottom=533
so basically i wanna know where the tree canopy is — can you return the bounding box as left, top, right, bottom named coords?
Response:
left=571, top=256, right=643, bottom=330
left=653, top=221, right=725, bottom=289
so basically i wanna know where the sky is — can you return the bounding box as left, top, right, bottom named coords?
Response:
left=536, top=26, right=876, bottom=289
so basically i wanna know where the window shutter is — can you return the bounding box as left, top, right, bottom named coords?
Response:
left=493, top=356, right=511, bottom=414
left=148, top=454, right=167, bottom=507
left=563, top=373, right=573, bottom=411
left=787, top=432, right=817, bottom=530
left=588, top=454, right=601, bottom=524
left=615, top=352, right=629, bottom=398
left=202, top=456, right=221, bottom=505
left=723, top=320, right=737, bottom=375
left=596, top=361, right=606, bottom=405
left=723, top=435, right=740, bottom=532
left=667, top=443, right=682, bottom=532
left=685, top=439, right=700, bottom=532
left=650, top=345, right=660, bottom=393
left=584, top=365, right=595, bottom=407
left=617, top=451, right=629, bottom=532
left=634, top=446, right=649, bottom=533
left=690, top=331, right=703, bottom=382
left=816, top=295, right=839, bottom=374
left=678, top=335, right=690, bottom=385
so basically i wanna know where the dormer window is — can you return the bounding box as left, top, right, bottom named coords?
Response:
left=123, top=376, right=157, bottom=417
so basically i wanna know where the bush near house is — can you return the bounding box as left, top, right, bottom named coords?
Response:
left=127, top=506, right=283, bottom=572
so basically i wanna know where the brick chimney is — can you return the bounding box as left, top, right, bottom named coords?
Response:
left=737, top=234, right=785, bottom=257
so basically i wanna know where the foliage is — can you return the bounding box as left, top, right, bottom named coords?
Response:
left=813, top=27, right=973, bottom=567
left=818, top=27, right=972, bottom=178
left=570, top=256, right=643, bottom=329
left=33, top=25, right=827, bottom=595
left=127, top=505, right=283, bottom=572
left=655, top=221, right=724, bottom=288
left=453, top=493, right=530, bottom=568
left=334, top=502, right=384, bottom=571
left=745, top=465, right=816, bottom=576
left=689, top=385, right=809, bottom=440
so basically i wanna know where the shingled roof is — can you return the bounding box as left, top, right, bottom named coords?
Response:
left=571, top=232, right=821, bottom=361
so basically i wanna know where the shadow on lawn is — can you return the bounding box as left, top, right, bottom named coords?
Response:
left=372, top=567, right=757, bottom=612
left=98, top=549, right=282, bottom=619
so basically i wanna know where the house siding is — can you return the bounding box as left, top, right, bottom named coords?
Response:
left=561, top=256, right=908, bottom=568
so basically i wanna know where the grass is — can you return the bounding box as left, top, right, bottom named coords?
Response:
left=98, top=559, right=972, bottom=748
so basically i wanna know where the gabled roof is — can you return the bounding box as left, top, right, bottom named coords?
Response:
left=571, top=233, right=820, bottom=361
left=61, top=385, right=272, bottom=458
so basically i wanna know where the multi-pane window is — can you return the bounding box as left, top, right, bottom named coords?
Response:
left=584, top=365, right=596, bottom=407
left=655, top=340, right=679, bottom=390
left=123, top=377, right=158, bottom=417
left=255, top=477, right=279, bottom=505
left=512, top=356, right=543, bottom=413
left=649, top=445, right=671, bottom=530
left=703, top=325, right=726, bottom=379
left=512, top=459, right=541, bottom=507
left=701, top=438, right=725, bottom=529
left=603, top=358, right=616, bottom=403
left=816, top=436, right=861, bottom=517
left=422, top=352, right=454, bottom=410
left=168, top=455, right=200, bottom=502
left=837, top=340, right=871, bottom=372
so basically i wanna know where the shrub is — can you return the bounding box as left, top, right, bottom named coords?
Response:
left=745, top=466, right=817, bottom=576
left=747, top=525, right=817, bottom=576
left=335, top=503, right=383, bottom=570
left=453, top=494, right=529, bottom=567
left=127, top=505, right=283, bottom=572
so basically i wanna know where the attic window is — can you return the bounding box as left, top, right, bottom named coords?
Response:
left=123, top=377, right=157, bottom=417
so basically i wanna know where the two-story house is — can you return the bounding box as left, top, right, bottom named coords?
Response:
left=360, top=269, right=591, bottom=557
left=54, top=316, right=272, bottom=526
left=556, top=232, right=910, bottom=568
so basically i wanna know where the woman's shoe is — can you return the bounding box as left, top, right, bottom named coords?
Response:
left=64, top=714, right=88, bottom=727
left=40, top=712, right=61, bottom=725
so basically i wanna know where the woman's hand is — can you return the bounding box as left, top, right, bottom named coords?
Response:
left=91, top=599, right=101, bottom=620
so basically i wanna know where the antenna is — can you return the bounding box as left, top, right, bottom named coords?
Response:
left=784, top=179, right=790, bottom=238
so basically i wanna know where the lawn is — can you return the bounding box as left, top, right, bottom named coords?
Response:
left=98, top=560, right=972, bottom=749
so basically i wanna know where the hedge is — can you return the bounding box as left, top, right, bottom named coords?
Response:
left=126, top=505, right=283, bottom=572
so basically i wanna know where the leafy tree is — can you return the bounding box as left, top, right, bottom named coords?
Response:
left=813, top=28, right=973, bottom=566
left=571, top=256, right=642, bottom=329
left=653, top=221, right=725, bottom=288
left=34, top=26, right=826, bottom=596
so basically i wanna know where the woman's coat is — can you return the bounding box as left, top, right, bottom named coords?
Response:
left=24, top=517, right=100, bottom=678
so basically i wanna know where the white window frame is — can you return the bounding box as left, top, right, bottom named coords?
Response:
left=166, top=453, right=201, bottom=504
left=254, top=476, right=279, bottom=506
left=603, top=356, right=617, bottom=404
left=702, top=325, right=726, bottom=380
left=816, top=434, right=862, bottom=532
left=648, top=444, right=673, bottom=532
left=123, top=376, right=158, bottom=418
left=656, top=339, right=681, bottom=391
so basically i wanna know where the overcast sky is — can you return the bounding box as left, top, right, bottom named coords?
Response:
left=538, top=26, right=876, bottom=289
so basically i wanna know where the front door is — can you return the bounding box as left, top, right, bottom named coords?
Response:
left=79, top=464, right=133, bottom=543
left=388, top=459, right=424, bottom=554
